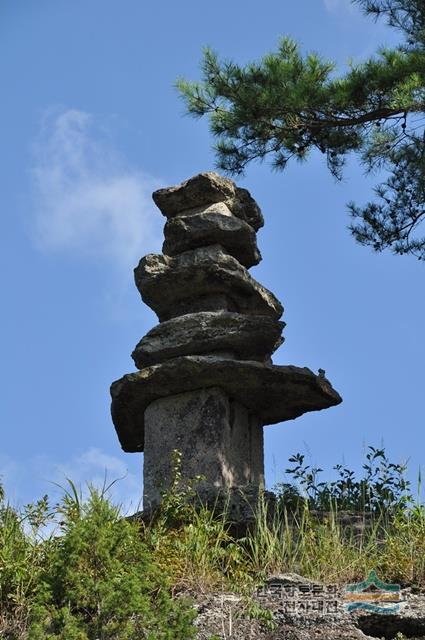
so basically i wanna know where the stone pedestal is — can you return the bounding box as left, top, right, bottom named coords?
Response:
left=143, top=387, right=264, bottom=510
left=110, top=172, right=342, bottom=513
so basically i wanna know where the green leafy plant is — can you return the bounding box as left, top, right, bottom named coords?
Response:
left=276, top=445, right=412, bottom=515
left=239, top=598, right=277, bottom=631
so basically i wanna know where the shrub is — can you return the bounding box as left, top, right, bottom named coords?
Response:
left=29, top=484, right=196, bottom=639
left=0, top=482, right=196, bottom=640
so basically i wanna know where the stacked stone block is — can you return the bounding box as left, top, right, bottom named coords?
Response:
left=110, top=173, right=342, bottom=510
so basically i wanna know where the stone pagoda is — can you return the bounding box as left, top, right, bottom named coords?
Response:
left=110, top=173, right=342, bottom=511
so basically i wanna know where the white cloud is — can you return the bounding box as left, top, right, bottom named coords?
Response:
left=1, top=448, right=143, bottom=516
left=31, top=108, right=162, bottom=268
left=52, top=447, right=142, bottom=514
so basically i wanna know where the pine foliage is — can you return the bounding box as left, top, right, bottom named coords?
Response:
left=177, top=0, right=425, bottom=260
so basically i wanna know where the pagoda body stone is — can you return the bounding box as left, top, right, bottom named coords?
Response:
left=143, top=387, right=264, bottom=510
left=110, top=172, right=342, bottom=511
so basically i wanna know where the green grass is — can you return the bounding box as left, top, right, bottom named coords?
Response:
left=145, top=490, right=425, bottom=592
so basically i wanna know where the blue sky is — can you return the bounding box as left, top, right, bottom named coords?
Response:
left=1, top=0, right=423, bottom=511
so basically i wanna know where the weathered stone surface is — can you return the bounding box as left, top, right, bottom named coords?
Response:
left=193, top=583, right=425, bottom=639
left=110, top=355, right=342, bottom=452
left=132, top=311, right=284, bottom=368
left=163, top=200, right=233, bottom=219
left=193, top=589, right=372, bottom=640
left=162, top=211, right=261, bottom=268
left=143, top=387, right=264, bottom=510
left=152, top=172, right=264, bottom=230
left=163, top=210, right=262, bottom=267
left=134, top=245, right=283, bottom=322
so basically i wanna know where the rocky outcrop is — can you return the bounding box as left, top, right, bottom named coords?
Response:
left=110, top=172, right=342, bottom=509
left=192, top=579, right=425, bottom=639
